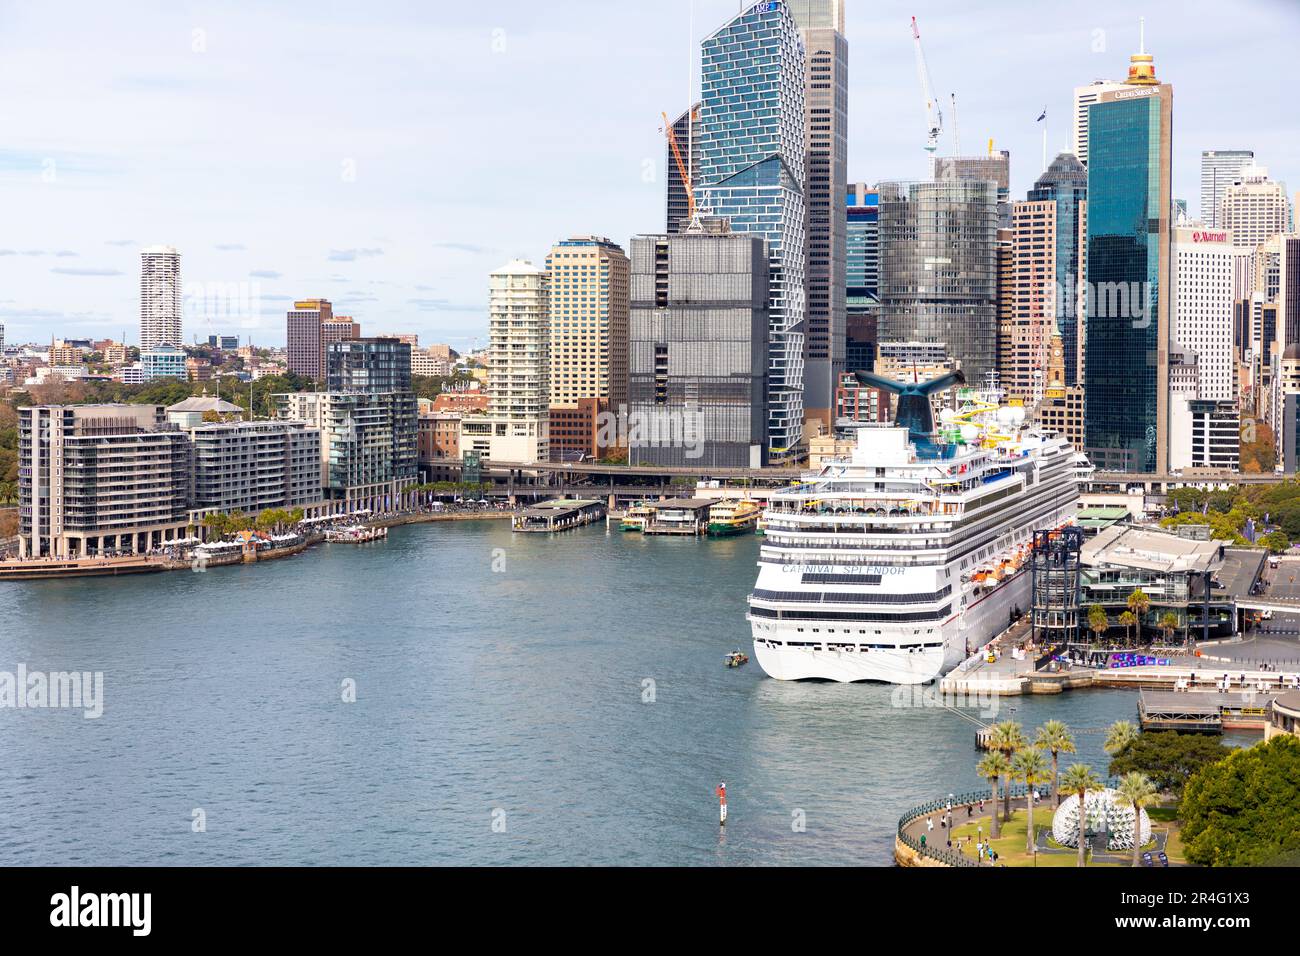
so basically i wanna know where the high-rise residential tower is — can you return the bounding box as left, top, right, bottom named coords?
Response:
left=1222, top=165, right=1290, bottom=250
left=788, top=0, right=847, bottom=432
left=877, top=179, right=999, bottom=380
left=1200, top=150, right=1254, bottom=228
left=1083, top=40, right=1173, bottom=474
left=696, top=0, right=807, bottom=460
left=140, top=245, right=182, bottom=350
left=545, top=236, right=630, bottom=412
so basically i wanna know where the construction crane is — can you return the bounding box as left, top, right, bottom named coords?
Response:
left=950, top=92, right=961, bottom=156
left=910, top=16, right=943, bottom=159
left=662, top=109, right=696, bottom=224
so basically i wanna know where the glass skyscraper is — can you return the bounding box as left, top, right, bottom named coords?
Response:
left=697, top=0, right=807, bottom=459
left=1027, top=152, right=1088, bottom=387
left=1083, top=48, right=1173, bottom=475
left=877, top=179, right=999, bottom=381
left=845, top=183, right=878, bottom=374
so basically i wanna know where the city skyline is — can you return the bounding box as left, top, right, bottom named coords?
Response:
left=1, top=0, right=1298, bottom=349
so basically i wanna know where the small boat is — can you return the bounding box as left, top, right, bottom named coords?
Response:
left=724, top=651, right=749, bottom=668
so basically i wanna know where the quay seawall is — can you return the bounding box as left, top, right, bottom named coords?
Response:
left=371, top=511, right=514, bottom=530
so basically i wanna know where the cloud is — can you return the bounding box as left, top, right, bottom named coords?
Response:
left=432, top=241, right=494, bottom=254
left=105, top=239, right=136, bottom=247
left=249, top=269, right=282, bottom=279
left=215, top=243, right=247, bottom=252
left=327, top=247, right=384, bottom=262
left=407, top=297, right=482, bottom=313
left=51, top=266, right=124, bottom=276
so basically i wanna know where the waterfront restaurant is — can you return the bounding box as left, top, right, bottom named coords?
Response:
left=1079, top=524, right=1236, bottom=643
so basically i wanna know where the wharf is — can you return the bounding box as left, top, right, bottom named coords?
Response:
left=1138, top=689, right=1274, bottom=733
left=0, top=555, right=167, bottom=580
left=512, top=498, right=605, bottom=533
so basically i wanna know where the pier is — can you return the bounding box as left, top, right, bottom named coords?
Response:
left=512, top=498, right=606, bottom=533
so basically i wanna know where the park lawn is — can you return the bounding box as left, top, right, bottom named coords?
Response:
left=949, top=807, right=1124, bottom=868
left=946, top=804, right=1187, bottom=867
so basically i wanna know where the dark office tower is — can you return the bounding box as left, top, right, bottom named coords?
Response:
left=878, top=179, right=999, bottom=381
left=845, top=182, right=879, bottom=374
left=697, top=0, right=806, bottom=460
left=286, top=298, right=332, bottom=381
left=1027, top=152, right=1088, bottom=387
left=789, top=0, right=848, bottom=433
left=1083, top=41, right=1173, bottom=474
left=665, top=104, right=699, bottom=235
left=628, top=222, right=770, bottom=468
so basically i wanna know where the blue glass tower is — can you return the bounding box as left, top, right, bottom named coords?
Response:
left=846, top=182, right=878, bottom=373
left=697, top=0, right=807, bottom=459
left=1027, top=153, right=1087, bottom=387
left=1083, top=46, right=1172, bottom=475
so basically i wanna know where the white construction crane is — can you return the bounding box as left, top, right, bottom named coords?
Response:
left=911, top=17, right=943, bottom=160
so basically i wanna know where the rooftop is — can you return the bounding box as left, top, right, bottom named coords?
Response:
left=1082, top=523, right=1225, bottom=575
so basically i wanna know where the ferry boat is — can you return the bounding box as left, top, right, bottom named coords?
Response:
left=707, top=499, right=762, bottom=536
left=747, top=371, right=1078, bottom=685
left=620, top=503, right=656, bottom=532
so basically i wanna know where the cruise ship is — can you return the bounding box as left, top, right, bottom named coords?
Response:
left=747, top=372, right=1079, bottom=685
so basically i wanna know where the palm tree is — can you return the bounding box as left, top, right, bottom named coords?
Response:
left=1157, top=612, right=1179, bottom=648
left=1087, top=604, right=1108, bottom=644
left=1118, top=611, right=1137, bottom=648
left=1116, top=771, right=1159, bottom=867
left=1060, top=763, right=1104, bottom=867
left=1104, top=719, right=1139, bottom=757
left=1010, top=747, right=1051, bottom=854
left=1127, top=588, right=1151, bottom=646
left=988, top=721, right=1027, bottom=821
left=976, top=751, right=1010, bottom=841
left=1035, top=720, right=1076, bottom=806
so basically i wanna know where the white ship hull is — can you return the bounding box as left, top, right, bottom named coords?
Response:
left=751, top=569, right=1032, bottom=684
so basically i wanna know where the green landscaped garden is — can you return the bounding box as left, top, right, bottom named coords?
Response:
left=943, top=804, right=1185, bottom=867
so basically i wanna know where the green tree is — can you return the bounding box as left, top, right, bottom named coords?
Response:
left=1157, top=611, right=1179, bottom=647
left=1108, top=731, right=1233, bottom=797
left=1060, top=764, right=1104, bottom=867
left=1010, top=747, right=1051, bottom=854
left=1087, top=604, right=1108, bottom=644
left=1127, top=589, right=1150, bottom=646
left=1104, top=719, right=1139, bottom=757
left=1260, top=530, right=1291, bottom=554
left=1035, top=719, right=1076, bottom=807
left=976, top=751, right=1010, bottom=841
left=1181, top=735, right=1300, bottom=866
left=1116, top=771, right=1159, bottom=867
left=988, top=721, right=1027, bottom=822
left=1118, top=611, right=1137, bottom=647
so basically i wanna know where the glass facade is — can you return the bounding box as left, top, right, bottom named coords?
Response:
left=1084, top=88, right=1171, bottom=474
left=1027, top=152, right=1087, bottom=387
left=845, top=183, right=878, bottom=374
left=877, top=179, right=999, bottom=380
left=697, top=0, right=806, bottom=458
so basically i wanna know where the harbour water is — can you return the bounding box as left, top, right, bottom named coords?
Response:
left=0, top=521, right=1148, bottom=866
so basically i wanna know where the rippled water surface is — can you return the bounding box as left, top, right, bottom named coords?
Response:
left=0, top=521, right=1144, bottom=865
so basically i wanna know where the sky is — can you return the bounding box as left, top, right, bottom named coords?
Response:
left=1, top=0, right=1297, bottom=351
